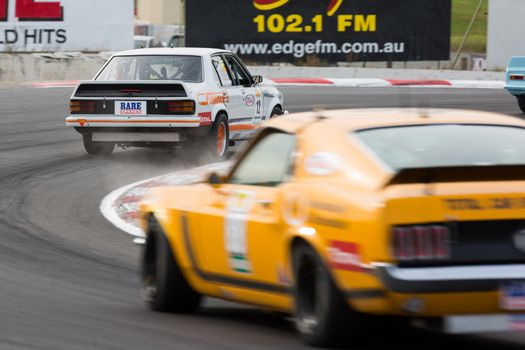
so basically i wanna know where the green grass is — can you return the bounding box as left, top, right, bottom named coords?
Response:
left=451, top=0, right=488, bottom=53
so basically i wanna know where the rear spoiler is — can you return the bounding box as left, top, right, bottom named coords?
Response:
left=73, top=80, right=187, bottom=98
left=385, top=165, right=525, bottom=187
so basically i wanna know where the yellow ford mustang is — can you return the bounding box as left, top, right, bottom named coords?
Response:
left=140, top=108, right=525, bottom=347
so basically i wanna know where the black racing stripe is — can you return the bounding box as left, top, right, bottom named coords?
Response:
left=180, top=213, right=206, bottom=279
left=345, top=289, right=387, bottom=299
left=203, top=273, right=290, bottom=294
left=180, top=212, right=290, bottom=295
left=229, top=118, right=254, bottom=123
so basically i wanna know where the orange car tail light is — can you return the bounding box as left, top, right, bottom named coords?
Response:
left=510, top=75, right=525, bottom=81
left=70, top=100, right=95, bottom=113
left=167, top=100, right=195, bottom=114
left=392, top=225, right=450, bottom=261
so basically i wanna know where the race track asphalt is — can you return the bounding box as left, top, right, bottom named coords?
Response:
left=0, top=84, right=524, bottom=350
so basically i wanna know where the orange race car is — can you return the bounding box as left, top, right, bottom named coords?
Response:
left=140, top=108, right=525, bottom=347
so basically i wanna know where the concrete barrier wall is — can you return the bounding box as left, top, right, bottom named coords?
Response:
left=0, top=53, right=505, bottom=82
left=0, top=53, right=109, bottom=82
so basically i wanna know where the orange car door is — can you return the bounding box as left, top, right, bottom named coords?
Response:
left=194, top=132, right=297, bottom=289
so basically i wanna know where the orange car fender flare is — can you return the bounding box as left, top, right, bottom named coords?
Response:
left=283, top=227, right=371, bottom=298
left=283, top=227, right=327, bottom=279
left=147, top=210, right=188, bottom=265
left=146, top=210, right=219, bottom=295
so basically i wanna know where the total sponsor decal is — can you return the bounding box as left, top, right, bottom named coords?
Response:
left=443, top=197, right=525, bottom=211
left=327, top=241, right=363, bottom=272
left=198, top=112, right=212, bottom=126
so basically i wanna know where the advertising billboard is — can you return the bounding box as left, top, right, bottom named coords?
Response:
left=187, top=0, right=451, bottom=63
left=0, top=0, right=133, bottom=52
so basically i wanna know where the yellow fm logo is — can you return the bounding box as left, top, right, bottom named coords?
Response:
left=253, top=0, right=344, bottom=16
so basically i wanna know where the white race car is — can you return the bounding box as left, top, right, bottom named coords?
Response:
left=65, top=48, right=285, bottom=157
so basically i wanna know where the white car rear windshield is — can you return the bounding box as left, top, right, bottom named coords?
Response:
left=355, top=124, right=525, bottom=170
left=96, top=55, right=203, bottom=83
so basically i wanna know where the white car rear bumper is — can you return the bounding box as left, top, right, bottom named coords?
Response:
left=65, top=115, right=201, bottom=128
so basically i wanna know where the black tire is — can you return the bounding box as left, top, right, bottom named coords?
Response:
left=142, top=217, right=201, bottom=313
left=83, top=134, right=115, bottom=156
left=292, top=243, right=366, bottom=347
left=518, top=96, right=525, bottom=113
left=207, top=113, right=230, bottom=160
left=269, top=106, right=283, bottom=119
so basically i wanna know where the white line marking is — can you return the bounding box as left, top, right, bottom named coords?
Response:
left=100, top=162, right=230, bottom=238
left=100, top=176, right=158, bottom=238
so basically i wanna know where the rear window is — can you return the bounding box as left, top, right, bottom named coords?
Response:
left=96, top=55, right=203, bottom=82
left=354, top=124, right=525, bottom=170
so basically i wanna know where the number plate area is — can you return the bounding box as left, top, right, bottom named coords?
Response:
left=115, top=101, right=146, bottom=116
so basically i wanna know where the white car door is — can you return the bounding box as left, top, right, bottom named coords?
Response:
left=223, top=54, right=258, bottom=137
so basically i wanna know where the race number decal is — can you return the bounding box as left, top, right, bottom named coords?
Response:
left=252, top=88, right=263, bottom=125
left=225, top=190, right=255, bottom=273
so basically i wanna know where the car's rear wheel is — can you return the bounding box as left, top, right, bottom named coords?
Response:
left=207, top=113, right=229, bottom=160
left=83, top=134, right=115, bottom=156
left=518, top=96, right=525, bottom=113
left=292, top=243, right=367, bottom=347
left=142, top=216, right=201, bottom=313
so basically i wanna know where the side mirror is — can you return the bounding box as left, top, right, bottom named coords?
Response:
left=207, top=172, right=223, bottom=187
left=252, top=75, right=263, bottom=84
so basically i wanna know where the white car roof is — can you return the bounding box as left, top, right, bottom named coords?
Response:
left=113, top=47, right=231, bottom=57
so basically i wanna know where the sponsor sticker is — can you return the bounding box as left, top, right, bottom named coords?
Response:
left=225, top=190, right=255, bottom=274
left=327, top=241, right=363, bottom=272
left=115, top=101, right=146, bottom=116
left=500, top=282, right=525, bottom=310
left=509, top=314, right=525, bottom=331
left=276, top=266, right=292, bottom=285
left=245, top=94, right=255, bottom=106
left=198, top=112, right=212, bottom=126
left=197, top=92, right=227, bottom=106
left=305, top=152, right=341, bottom=176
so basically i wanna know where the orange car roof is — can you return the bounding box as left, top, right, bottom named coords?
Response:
left=266, top=108, right=525, bottom=133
